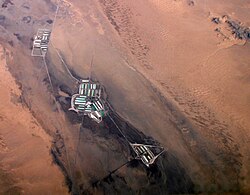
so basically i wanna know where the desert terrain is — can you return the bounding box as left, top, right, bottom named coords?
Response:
left=0, top=46, right=68, bottom=193
left=0, top=0, right=250, bottom=194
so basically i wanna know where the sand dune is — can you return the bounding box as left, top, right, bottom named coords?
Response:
left=97, top=0, right=250, bottom=192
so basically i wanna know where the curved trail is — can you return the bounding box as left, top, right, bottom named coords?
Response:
left=51, top=0, right=60, bottom=32
left=40, top=3, right=79, bottom=191
left=50, top=42, right=80, bottom=83
left=42, top=55, right=77, bottom=192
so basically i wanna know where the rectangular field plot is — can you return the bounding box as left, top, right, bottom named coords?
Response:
left=31, top=29, right=51, bottom=57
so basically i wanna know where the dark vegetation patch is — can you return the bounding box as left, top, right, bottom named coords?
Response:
left=187, top=0, right=195, bottom=6
left=1, top=0, right=14, bottom=8
left=8, top=40, right=14, bottom=47
left=21, top=3, right=30, bottom=10
left=0, top=15, right=6, bottom=26
left=51, top=130, right=73, bottom=193
left=44, top=0, right=57, bottom=12
left=47, top=19, right=53, bottom=24
left=91, top=152, right=195, bottom=194
left=13, top=33, right=22, bottom=41
left=22, top=16, right=32, bottom=23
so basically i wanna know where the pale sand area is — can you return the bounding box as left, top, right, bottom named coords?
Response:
left=100, top=0, right=250, bottom=130
left=91, top=0, right=250, bottom=192
left=0, top=46, right=68, bottom=194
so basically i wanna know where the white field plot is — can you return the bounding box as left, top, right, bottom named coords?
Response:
left=31, top=29, right=51, bottom=57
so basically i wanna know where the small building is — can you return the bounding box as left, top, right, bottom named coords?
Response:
left=69, top=79, right=106, bottom=123
left=78, top=80, right=101, bottom=99
left=130, top=143, right=164, bottom=167
left=31, top=29, right=51, bottom=57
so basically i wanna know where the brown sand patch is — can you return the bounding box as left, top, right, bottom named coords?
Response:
left=0, top=46, right=68, bottom=194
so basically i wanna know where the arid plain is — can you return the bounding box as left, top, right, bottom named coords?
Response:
left=0, top=0, right=250, bottom=194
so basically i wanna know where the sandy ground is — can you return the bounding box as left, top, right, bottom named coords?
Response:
left=0, top=0, right=250, bottom=194
left=0, top=46, right=68, bottom=194
left=93, top=0, right=250, bottom=193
